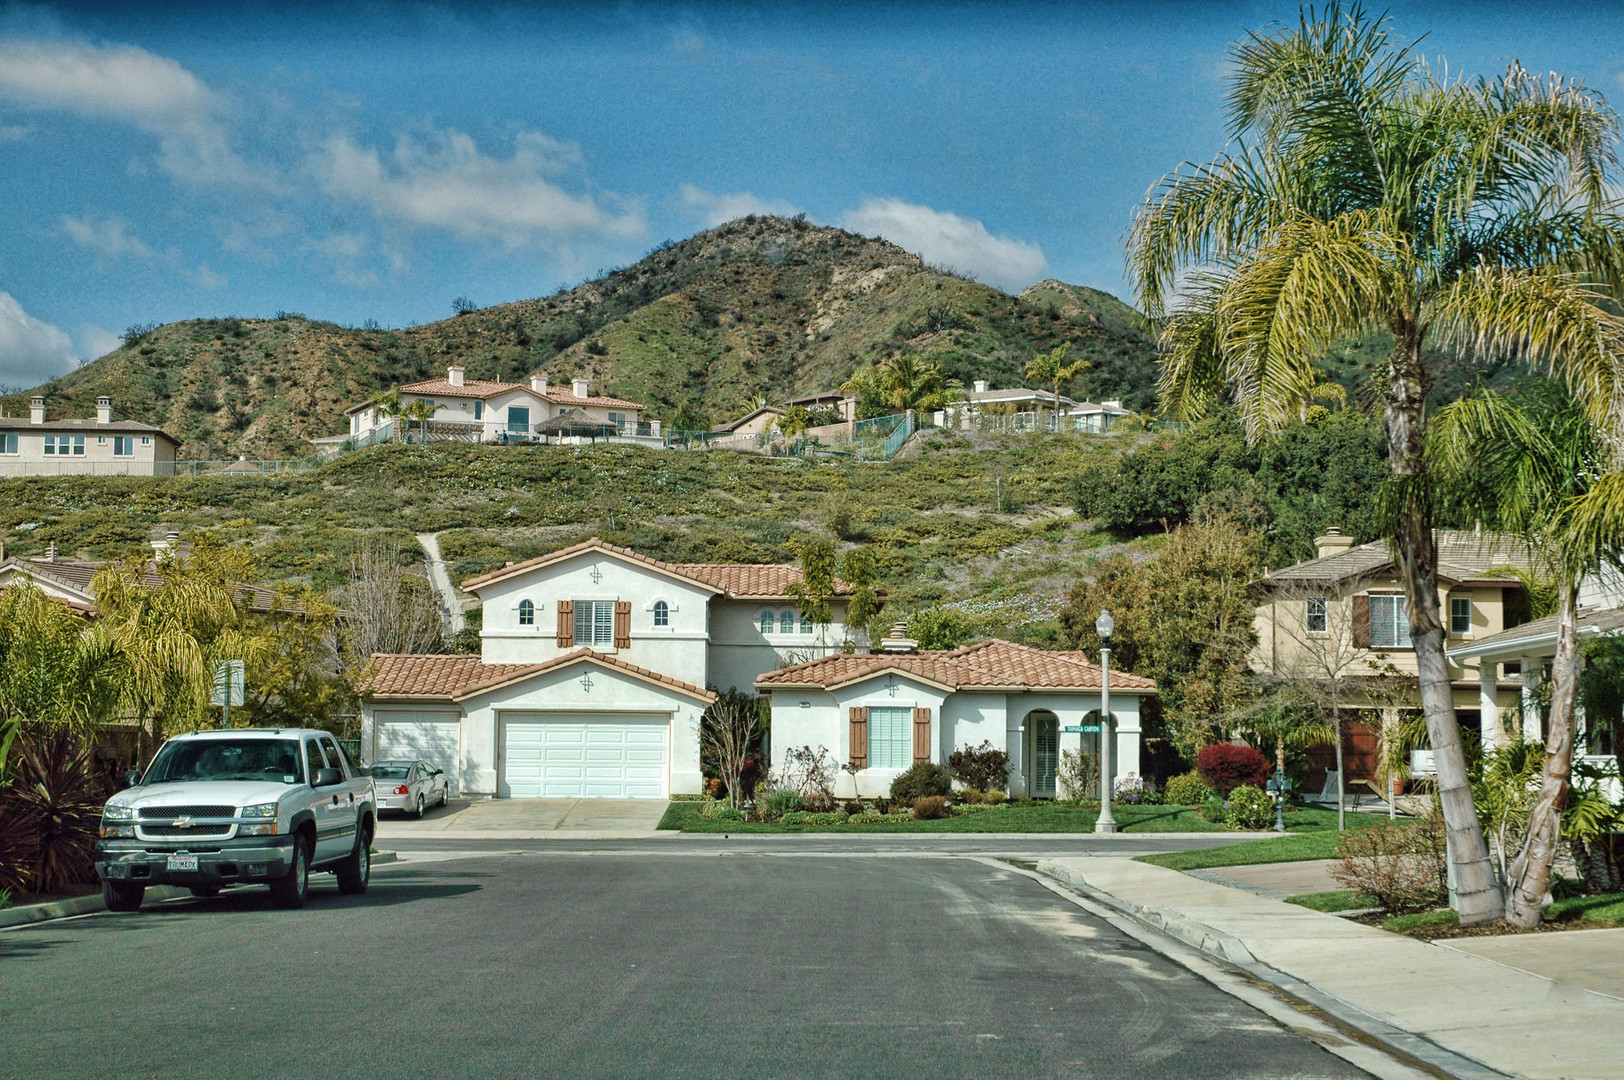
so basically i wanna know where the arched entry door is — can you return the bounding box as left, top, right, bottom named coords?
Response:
left=1026, top=711, right=1059, bottom=798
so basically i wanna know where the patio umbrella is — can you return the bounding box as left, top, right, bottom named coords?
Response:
left=536, top=409, right=617, bottom=442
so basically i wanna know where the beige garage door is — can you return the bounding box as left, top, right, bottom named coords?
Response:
left=500, top=713, right=667, bottom=799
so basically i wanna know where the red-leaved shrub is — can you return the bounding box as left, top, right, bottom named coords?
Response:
left=1195, top=743, right=1270, bottom=795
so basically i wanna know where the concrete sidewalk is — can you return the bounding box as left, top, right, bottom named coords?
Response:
left=1038, top=856, right=1624, bottom=1080
left=373, top=798, right=672, bottom=840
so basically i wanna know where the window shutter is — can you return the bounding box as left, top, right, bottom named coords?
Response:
left=614, top=601, right=632, bottom=649
left=557, top=600, right=574, bottom=647
left=848, top=707, right=868, bottom=770
left=912, top=707, right=932, bottom=763
left=1352, top=594, right=1370, bottom=649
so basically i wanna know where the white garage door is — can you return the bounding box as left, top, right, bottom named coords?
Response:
left=376, top=712, right=461, bottom=796
left=501, top=713, right=668, bottom=799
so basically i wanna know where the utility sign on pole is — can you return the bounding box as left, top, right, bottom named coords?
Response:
left=212, top=660, right=245, bottom=726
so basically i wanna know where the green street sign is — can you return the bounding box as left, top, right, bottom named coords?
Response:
left=1064, top=724, right=1101, bottom=734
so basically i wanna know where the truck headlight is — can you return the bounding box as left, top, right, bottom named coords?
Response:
left=100, top=824, right=135, bottom=838
left=238, top=803, right=278, bottom=818
left=102, top=804, right=136, bottom=821
left=238, top=823, right=278, bottom=836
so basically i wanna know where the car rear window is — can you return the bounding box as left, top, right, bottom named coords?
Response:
left=370, top=765, right=410, bottom=779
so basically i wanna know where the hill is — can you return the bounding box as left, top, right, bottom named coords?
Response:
left=7, top=217, right=1159, bottom=459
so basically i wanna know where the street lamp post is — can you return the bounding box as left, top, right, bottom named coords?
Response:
left=1094, top=609, right=1117, bottom=834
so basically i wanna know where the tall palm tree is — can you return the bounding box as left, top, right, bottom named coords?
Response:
left=1431, top=384, right=1622, bottom=925
left=1127, top=4, right=1624, bottom=925
left=1024, top=342, right=1090, bottom=428
left=371, top=386, right=404, bottom=441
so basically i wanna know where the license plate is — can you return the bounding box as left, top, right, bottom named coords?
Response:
left=166, top=855, right=199, bottom=872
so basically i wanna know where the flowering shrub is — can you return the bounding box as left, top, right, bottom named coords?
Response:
left=1113, top=773, right=1161, bottom=805
left=1224, top=784, right=1274, bottom=829
left=1196, top=743, right=1271, bottom=795
left=756, top=788, right=803, bottom=821
left=948, top=741, right=1010, bottom=792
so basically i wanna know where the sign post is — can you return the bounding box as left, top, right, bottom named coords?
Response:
left=211, top=660, right=245, bottom=726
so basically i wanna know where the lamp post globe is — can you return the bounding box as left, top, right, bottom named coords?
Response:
left=1094, top=609, right=1117, bottom=834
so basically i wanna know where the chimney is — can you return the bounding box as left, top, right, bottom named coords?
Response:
left=45, top=540, right=56, bottom=563
left=151, top=528, right=182, bottom=555
left=447, top=365, right=465, bottom=387
left=572, top=378, right=591, bottom=399
left=531, top=375, right=548, bottom=395
left=96, top=396, right=112, bottom=424
left=1104, top=399, right=1122, bottom=409
left=879, top=622, right=919, bottom=654
left=973, top=380, right=988, bottom=394
left=30, top=396, right=44, bottom=424
left=1315, top=527, right=1357, bottom=560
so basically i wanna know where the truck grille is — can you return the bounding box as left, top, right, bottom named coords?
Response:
left=138, top=805, right=235, bottom=819
left=140, top=824, right=234, bottom=838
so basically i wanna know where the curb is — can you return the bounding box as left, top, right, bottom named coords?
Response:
left=1032, top=858, right=1513, bottom=1080
left=0, top=850, right=399, bottom=929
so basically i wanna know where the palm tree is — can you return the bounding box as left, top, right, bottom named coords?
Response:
left=1431, top=383, right=1623, bottom=925
left=1127, top=4, right=1624, bottom=925
left=1235, top=690, right=1333, bottom=781
left=371, top=386, right=404, bottom=442
left=841, top=355, right=962, bottom=419
left=1024, top=342, right=1090, bottom=429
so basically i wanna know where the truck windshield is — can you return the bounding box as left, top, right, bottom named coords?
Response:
left=144, top=739, right=303, bottom=784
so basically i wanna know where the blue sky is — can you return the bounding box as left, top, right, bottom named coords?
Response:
left=1, top=1, right=1622, bottom=388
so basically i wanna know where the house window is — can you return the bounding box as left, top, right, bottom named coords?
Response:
left=800, top=610, right=814, bottom=633
left=474, top=401, right=484, bottom=420
left=608, top=411, right=626, bottom=432
left=142, top=436, right=150, bottom=445
left=1504, top=661, right=1522, bottom=677
left=71, top=435, right=84, bottom=455
left=867, top=707, right=913, bottom=769
left=507, top=406, right=530, bottom=434
left=0, top=433, right=15, bottom=454
left=780, top=610, right=796, bottom=633
left=1450, top=597, right=1471, bottom=635
left=1369, top=594, right=1412, bottom=649
left=113, top=436, right=134, bottom=457
left=518, top=599, right=534, bottom=626
left=43, top=435, right=56, bottom=455
left=653, top=600, right=669, bottom=627
left=573, top=600, right=615, bottom=646
left=760, top=610, right=775, bottom=633
left=1306, top=596, right=1327, bottom=634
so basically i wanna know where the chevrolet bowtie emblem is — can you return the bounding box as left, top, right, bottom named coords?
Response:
left=173, top=816, right=195, bottom=829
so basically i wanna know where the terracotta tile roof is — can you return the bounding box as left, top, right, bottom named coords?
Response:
left=397, top=377, right=522, bottom=399
left=460, top=537, right=854, bottom=599
left=364, top=649, right=713, bottom=703
left=1260, top=531, right=1535, bottom=587
left=541, top=387, right=644, bottom=410
left=756, top=638, right=1156, bottom=693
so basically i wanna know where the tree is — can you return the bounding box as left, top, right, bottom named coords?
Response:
left=786, top=537, right=837, bottom=647
left=335, top=540, right=447, bottom=672
left=399, top=399, right=436, bottom=443
left=840, top=354, right=962, bottom=418
left=451, top=296, right=478, bottom=316
left=1024, top=341, right=1089, bottom=426
left=1231, top=690, right=1332, bottom=788
left=670, top=402, right=709, bottom=433
left=698, top=692, right=768, bottom=810
left=907, top=607, right=975, bottom=650
left=1127, top=5, right=1624, bottom=924
left=839, top=547, right=884, bottom=648
left=1431, top=383, right=1624, bottom=925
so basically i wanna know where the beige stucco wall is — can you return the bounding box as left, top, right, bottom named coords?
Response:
left=0, top=428, right=176, bottom=476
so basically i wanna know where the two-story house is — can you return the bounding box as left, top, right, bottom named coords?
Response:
left=0, top=396, right=177, bottom=476
left=359, top=538, right=863, bottom=799
left=1252, top=528, right=1537, bottom=792
left=343, top=367, right=648, bottom=444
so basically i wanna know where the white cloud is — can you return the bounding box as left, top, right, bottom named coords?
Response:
left=838, top=197, right=1049, bottom=293
left=314, top=128, right=644, bottom=246
left=185, top=264, right=226, bottom=290
left=0, top=38, right=265, bottom=188
left=61, top=214, right=153, bottom=261
left=0, top=292, right=76, bottom=388
left=76, top=324, right=121, bottom=360
left=679, top=183, right=800, bottom=227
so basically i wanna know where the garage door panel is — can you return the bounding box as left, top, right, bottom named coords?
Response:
left=500, top=713, right=668, bottom=799
left=376, top=713, right=461, bottom=796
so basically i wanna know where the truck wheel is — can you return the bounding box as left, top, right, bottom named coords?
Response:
left=335, top=828, right=371, bottom=895
left=269, top=837, right=310, bottom=909
left=103, top=880, right=145, bottom=913
left=188, top=885, right=221, bottom=898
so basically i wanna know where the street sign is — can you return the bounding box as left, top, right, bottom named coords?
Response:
left=211, top=660, right=245, bottom=708
left=1064, top=724, right=1101, bottom=734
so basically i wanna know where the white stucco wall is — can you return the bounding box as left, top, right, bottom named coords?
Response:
left=708, top=598, right=849, bottom=694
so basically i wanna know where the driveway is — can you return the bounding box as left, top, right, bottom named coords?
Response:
left=374, top=797, right=670, bottom=840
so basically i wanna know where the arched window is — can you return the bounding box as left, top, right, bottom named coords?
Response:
left=518, top=599, right=534, bottom=626
left=760, top=610, right=775, bottom=633
left=780, top=610, right=796, bottom=633
left=800, top=610, right=814, bottom=633
left=653, top=600, right=669, bottom=627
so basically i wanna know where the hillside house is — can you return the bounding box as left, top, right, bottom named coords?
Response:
left=341, top=367, right=650, bottom=445
left=0, top=396, right=177, bottom=476
left=1252, top=528, right=1538, bottom=794
left=935, top=381, right=1130, bottom=433
left=359, top=538, right=867, bottom=799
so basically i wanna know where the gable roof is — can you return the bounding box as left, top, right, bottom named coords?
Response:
left=459, top=536, right=858, bottom=600
left=756, top=638, right=1156, bottom=694
left=713, top=405, right=783, bottom=433
left=397, top=377, right=523, bottom=400
left=0, top=418, right=177, bottom=442
left=1258, top=531, right=1537, bottom=589
left=365, top=649, right=714, bottom=704
left=540, top=385, right=644, bottom=410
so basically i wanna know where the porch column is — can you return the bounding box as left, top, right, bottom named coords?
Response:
left=1520, top=659, right=1543, bottom=742
left=1479, top=663, right=1499, bottom=751
left=1007, top=714, right=1026, bottom=798
left=1114, top=700, right=1142, bottom=778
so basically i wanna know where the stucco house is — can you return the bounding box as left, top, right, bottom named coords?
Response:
left=934, top=381, right=1130, bottom=433
left=0, top=396, right=177, bottom=476
left=359, top=538, right=864, bottom=799
left=757, top=633, right=1156, bottom=799
left=342, top=367, right=649, bottom=444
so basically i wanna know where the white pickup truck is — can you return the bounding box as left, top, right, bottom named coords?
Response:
left=94, top=727, right=377, bottom=912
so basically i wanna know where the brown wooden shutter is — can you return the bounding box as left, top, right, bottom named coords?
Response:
left=557, top=600, right=574, bottom=648
left=1351, top=594, right=1370, bottom=649
left=613, top=601, right=632, bottom=649
left=913, top=707, right=932, bottom=763
left=848, top=707, right=868, bottom=769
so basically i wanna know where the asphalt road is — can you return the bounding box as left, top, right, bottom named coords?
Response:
left=382, top=833, right=1257, bottom=856
left=0, top=853, right=1370, bottom=1080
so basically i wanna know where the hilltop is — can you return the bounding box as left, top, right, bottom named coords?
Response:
left=9, top=217, right=1158, bottom=459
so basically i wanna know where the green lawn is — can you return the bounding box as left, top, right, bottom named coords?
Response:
left=1135, top=809, right=1384, bottom=870
left=657, top=801, right=1230, bottom=833
left=1284, top=889, right=1375, bottom=913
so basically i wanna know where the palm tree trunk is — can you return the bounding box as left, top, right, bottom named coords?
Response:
left=1505, top=583, right=1579, bottom=927
left=1387, top=325, right=1504, bottom=926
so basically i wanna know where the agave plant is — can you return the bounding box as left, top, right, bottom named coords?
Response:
left=0, top=735, right=110, bottom=896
